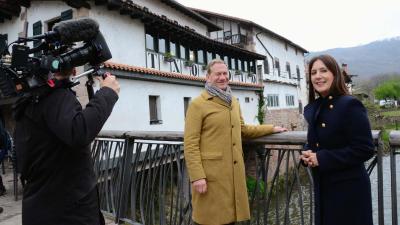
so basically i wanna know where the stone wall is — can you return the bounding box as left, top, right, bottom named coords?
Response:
left=265, top=108, right=307, bottom=131
left=244, top=108, right=307, bottom=180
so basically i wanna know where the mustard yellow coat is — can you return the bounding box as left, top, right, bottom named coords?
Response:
left=184, top=91, right=274, bottom=224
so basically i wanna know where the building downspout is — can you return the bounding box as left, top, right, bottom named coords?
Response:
left=255, top=31, right=275, bottom=75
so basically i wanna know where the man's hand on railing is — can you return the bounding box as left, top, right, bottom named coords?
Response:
left=300, top=150, right=319, bottom=167
left=273, top=126, right=288, bottom=133
left=192, top=178, right=207, bottom=194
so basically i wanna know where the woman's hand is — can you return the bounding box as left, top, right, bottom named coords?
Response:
left=300, top=150, right=319, bottom=167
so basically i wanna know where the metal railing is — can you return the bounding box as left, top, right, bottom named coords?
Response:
left=91, top=130, right=393, bottom=225
left=390, top=131, right=400, bottom=225
left=214, top=34, right=247, bottom=46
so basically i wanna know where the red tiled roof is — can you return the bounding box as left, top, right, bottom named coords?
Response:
left=104, top=62, right=264, bottom=89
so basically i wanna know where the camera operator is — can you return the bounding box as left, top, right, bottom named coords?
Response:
left=14, top=66, right=120, bottom=225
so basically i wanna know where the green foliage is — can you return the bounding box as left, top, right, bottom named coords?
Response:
left=382, top=110, right=400, bottom=117
left=256, top=91, right=266, bottom=124
left=373, top=79, right=400, bottom=100
left=246, top=175, right=265, bottom=195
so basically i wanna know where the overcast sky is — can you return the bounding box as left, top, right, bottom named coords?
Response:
left=178, top=0, right=400, bottom=52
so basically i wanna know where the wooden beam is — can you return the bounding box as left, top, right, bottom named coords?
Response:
left=107, top=0, right=122, bottom=10
left=0, top=11, right=13, bottom=20
left=94, top=0, right=107, bottom=5
left=64, top=0, right=91, bottom=9
left=130, top=9, right=143, bottom=19
left=0, top=1, right=21, bottom=17
left=119, top=6, right=131, bottom=15
left=16, top=0, right=30, bottom=7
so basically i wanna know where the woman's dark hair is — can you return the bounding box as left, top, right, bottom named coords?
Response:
left=307, top=54, right=349, bottom=102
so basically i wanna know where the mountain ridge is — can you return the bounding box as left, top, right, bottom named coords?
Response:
left=307, top=37, right=400, bottom=79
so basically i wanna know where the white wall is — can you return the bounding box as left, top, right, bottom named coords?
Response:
left=0, top=17, right=23, bottom=49
left=263, top=83, right=299, bottom=109
left=254, top=29, right=308, bottom=109
left=103, top=79, right=261, bottom=131
left=203, top=16, right=308, bottom=109
left=89, top=5, right=146, bottom=66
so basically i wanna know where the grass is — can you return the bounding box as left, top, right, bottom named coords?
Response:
left=382, top=110, right=400, bottom=117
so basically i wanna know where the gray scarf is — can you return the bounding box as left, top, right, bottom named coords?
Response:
left=205, top=82, right=232, bottom=105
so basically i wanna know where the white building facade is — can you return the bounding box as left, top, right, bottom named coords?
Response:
left=192, top=9, right=309, bottom=130
left=0, top=0, right=266, bottom=132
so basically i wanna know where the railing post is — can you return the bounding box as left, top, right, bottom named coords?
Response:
left=115, top=136, right=134, bottom=224
left=390, top=143, right=398, bottom=225
left=377, top=133, right=385, bottom=225
left=390, top=131, right=400, bottom=225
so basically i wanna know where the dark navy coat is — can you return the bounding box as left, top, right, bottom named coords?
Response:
left=304, top=95, right=374, bottom=225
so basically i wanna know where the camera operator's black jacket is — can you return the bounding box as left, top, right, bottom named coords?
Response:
left=15, top=83, right=118, bottom=225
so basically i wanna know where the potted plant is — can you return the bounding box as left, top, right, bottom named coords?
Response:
left=201, top=64, right=207, bottom=71
left=234, top=69, right=241, bottom=75
left=163, top=52, right=174, bottom=62
left=184, top=60, right=195, bottom=67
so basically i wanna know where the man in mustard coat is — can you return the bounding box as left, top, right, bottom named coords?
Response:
left=184, top=59, right=286, bottom=225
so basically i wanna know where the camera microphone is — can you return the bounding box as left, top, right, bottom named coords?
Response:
left=53, top=18, right=100, bottom=43
left=22, top=18, right=100, bottom=44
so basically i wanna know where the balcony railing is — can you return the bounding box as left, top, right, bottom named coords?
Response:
left=214, top=34, right=247, bottom=46
left=90, top=130, right=399, bottom=225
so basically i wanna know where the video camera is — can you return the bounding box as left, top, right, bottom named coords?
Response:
left=0, top=17, right=112, bottom=98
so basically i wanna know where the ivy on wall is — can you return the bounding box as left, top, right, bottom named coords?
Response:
left=256, top=91, right=266, bottom=124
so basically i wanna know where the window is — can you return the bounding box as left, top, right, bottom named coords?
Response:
left=47, top=18, right=61, bottom=32
left=224, top=30, right=232, bottom=40
left=145, top=34, right=155, bottom=51
left=180, top=45, right=186, bottom=59
left=197, top=50, right=205, bottom=64
left=243, top=60, right=248, bottom=72
left=231, top=58, right=236, bottom=70
left=286, top=95, right=295, bottom=106
left=189, top=49, right=195, bottom=61
left=263, top=59, right=270, bottom=74
left=60, top=9, right=73, bottom=21
left=184, top=97, right=191, bottom=117
left=285, top=43, right=288, bottom=51
left=249, top=61, right=255, bottom=74
left=286, top=62, right=291, bottom=79
left=257, top=65, right=262, bottom=76
left=170, top=41, right=176, bottom=56
left=266, top=95, right=279, bottom=107
left=158, top=38, right=166, bottom=53
left=245, top=97, right=250, bottom=103
left=296, top=65, right=301, bottom=80
left=33, top=21, right=42, bottom=57
left=149, top=95, right=162, bottom=124
left=274, top=58, right=280, bottom=76
left=238, top=59, right=242, bottom=71
left=207, top=52, right=213, bottom=64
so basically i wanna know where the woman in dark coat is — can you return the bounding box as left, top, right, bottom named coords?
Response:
left=300, top=54, right=374, bottom=225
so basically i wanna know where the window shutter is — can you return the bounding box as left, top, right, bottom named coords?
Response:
left=32, top=21, right=42, bottom=36
left=61, top=9, right=73, bottom=21
left=0, top=34, right=8, bottom=54
left=32, top=21, right=42, bottom=56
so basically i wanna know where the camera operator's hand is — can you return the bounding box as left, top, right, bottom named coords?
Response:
left=100, top=74, right=120, bottom=95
